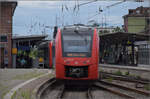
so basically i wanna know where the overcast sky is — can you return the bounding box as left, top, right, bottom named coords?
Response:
left=13, top=0, right=150, bottom=39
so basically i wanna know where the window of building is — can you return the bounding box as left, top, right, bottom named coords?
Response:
left=0, top=36, right=7, bottom=42
left=146, top=19, right=150, bottom=25
left=136, top=10, right=140, bottom=14
left=129, top=10, right=134, bottom=14
left=147, top=9, right=150, bottom=13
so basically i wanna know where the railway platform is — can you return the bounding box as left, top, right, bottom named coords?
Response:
left=0, top=69, right=53, bottom=99
left=99, top=64, right=150, bottom=71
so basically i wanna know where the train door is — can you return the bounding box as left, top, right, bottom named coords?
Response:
left=49, top=41, right=55, bottom=68
left=0, top=48, right=4, bottom=68
left=52, top=44, right=55, bottom=67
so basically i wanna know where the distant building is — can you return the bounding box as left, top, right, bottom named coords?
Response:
left=0, top=1, right=17, bottom=68
left=123, top=6, right=150, bottom=34
left=123, top=6, right=150, bottom=67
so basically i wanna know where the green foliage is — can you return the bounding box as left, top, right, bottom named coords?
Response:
left=11, top=91, right=17, bottom=99
left=21, top=90, right=31, bottom=99
left=17, top=50, right=27, bottom=56
left=106, top=77, right=113, bottom=82
left=100, top=69, right=104, bottom=72
left=112, top=26, right=124, bottom=32
left=2, top=89, right=9, bottom=99
left=124, top=71, right=130, bottom=76
left=17, top=50, right=23, bottom=56
left=104, top=30, right=110, bottom=33
left=136, top=75, right=141, bottom=79
left=144, top=84, right=150, bottom=91
left=29, top=48, right=38, bottom=59
left=99, top=30, right=110, bottom=34
left=114, top=70, right=122, bottom=76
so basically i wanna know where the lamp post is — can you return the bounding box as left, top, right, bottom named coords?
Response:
left=131, top=34, right=136, bottom=66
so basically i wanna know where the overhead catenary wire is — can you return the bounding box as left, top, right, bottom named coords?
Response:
left=87, top=0, right=126, bottom=22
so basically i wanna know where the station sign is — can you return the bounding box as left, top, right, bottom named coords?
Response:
left=39, top=57, right=44, bottom=63
left=12, top=48, right=17, bottom=54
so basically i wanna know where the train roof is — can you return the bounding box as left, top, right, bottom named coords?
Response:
left=62, top=25, right=94, bottom=31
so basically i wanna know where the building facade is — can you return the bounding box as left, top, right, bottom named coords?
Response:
left=124, top=6, right=150, bottom=66
left=0, top=2, right=17, bottom=68
left=124, top=6, right=150, bottom=33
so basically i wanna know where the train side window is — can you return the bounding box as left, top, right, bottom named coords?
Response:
left=1, top=36, right=7, bottom=42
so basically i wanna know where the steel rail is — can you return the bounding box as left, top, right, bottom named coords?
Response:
left=36, top=77, right=56, bottom=99
left=87, top=87, right=93, bottom=99
left=94, top=82, right=135, bottom=99
left=57, top=84, right=65, bottom=99
left=99, top=80, right=150, bottom=96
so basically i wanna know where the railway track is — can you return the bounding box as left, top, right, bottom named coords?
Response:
left=87, top=87, right=93, bottom=99
left=36, top=78, right=94, bottom=99
left=56, top=83, right=94, bottom=99
left=36, top=77, right=66, bottom=99
left=99, top=71, right=150, bottom=84
left=93, top=80, right=150, bottom=99
left=57, top=84, right=65, bottom=99
left=36, top=77, right=150, bottom=99
left=36, top=77, right=57, bottom=99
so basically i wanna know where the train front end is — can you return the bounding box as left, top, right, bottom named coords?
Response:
left=55, top=26, right=99, bottom=80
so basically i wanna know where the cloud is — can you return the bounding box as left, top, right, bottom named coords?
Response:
left=18, top=1, right=59, bottom=8
left=108, top=16, right=123, bottom=25
left=18, top=1, right=78, bottom=9
left=13, top=0, right=149, bottom=35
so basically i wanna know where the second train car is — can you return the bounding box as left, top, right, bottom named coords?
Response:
left=55, top=25, right=99, bottom=80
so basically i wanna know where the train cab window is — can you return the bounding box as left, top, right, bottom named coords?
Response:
left=0, top=36, right=7, bottom=42
left=62, top=29, right=93, bottom=57
left=63, top=35, right=91, bottom=52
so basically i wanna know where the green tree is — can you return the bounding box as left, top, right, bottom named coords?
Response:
left=112, top=26, right=124, bottom=32
left=29, top=48, right=38, bottom=59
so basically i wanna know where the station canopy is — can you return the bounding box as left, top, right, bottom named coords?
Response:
left=99, top=32, right=150, bottom=44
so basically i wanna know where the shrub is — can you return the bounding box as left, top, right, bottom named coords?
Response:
left=114, top=70, right=122, bottom=76
left=106, top=77, right=113, bottom=82
left=124, top=71, right=130, bottom=76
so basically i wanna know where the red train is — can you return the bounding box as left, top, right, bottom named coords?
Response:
left=49, top=41, right=53, bottom=68
left=53, top=25, right=99, bottom=80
